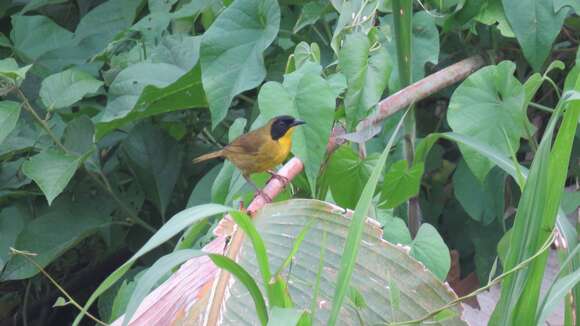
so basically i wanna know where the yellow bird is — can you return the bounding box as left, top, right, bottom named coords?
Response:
left=193, top=115, right=305, bottom=201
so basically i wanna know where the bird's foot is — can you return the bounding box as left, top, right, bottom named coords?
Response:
left=267, top=170, right=289, bottom=185
left=255, top=189, right=273, bottom=203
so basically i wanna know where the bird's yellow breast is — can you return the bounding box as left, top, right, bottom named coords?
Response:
left=224, top=127, right=296, bottom=176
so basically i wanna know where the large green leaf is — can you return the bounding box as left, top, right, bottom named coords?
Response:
left=0, top=101, right=21, bottom=144
left=63, top=116, right=95, bottom=156
left=10, top=14, right=74, bottom=61
left=121, top=122, right=182, bottom=218
left=22, top=150, right=91, bottom=205
left=21, top=0, right=68, bottom=13
left=410, top=223, right=451, bottom=281
left=1, top=201, right=110, bottom=280
left=339, top=32, right=391, bottom=128
left=554, top=0, right=580, bottom=13
left=220, top=199, right=465, bottom=325
left=0, top=58, right=31, bottom=84
left=39, top=68, right=103, bottom=110
left=258, top=65, right=336, bottom=193
left=453, top=160, right=506, bottom=225
left=380, top=160, right=424, bottom=209
left=447, top=61, right=526, bottom=182
left=325, top=145, right=379, bottom=209
left=0, top=206, right=29, bottom=271
left=475, top=0, right=515, bottom=38
left=200, top=0, right=280, bottom=127
left=96, top=59, right=206, bottom=139
left=73, top=0, right=142, bottom=53
left=502, top=0, right=567, bottom=71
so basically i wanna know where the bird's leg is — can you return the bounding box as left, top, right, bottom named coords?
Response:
left=243, top=174, right=272, bottom=203
left=266, top=170, right=289, bottom=185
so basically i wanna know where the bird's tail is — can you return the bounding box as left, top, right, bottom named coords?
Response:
left=192, top=150, right=224, bottom=164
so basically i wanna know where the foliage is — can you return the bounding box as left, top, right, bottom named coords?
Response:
left=0, top=0, right=578, bottom=325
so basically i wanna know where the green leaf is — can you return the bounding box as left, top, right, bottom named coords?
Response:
left=410, top=223, right=451, bottom=281
left=0, top=206, right=29, bottom=270
left=258, top=66, right=336, bottom=193
left=469, top=219, right=504, bottom=284
left=229, top=210, right=278, bottom=305
left=21, top=0, right=67, bottom=13
left=1, top=201, right=109, bottom=280
left=475, top=0, right=515, bottom=38
left=537, top=268, right=580, bottom=324
left=293, top=0, right=329, bottom=33
left=122, top=249, right=204, bottom=326
left=73, top=0, right=142, bottom=53
left=325, top=145, right=379, bottom=209
left=380, top=160, right=424, bottom=209
left=267, top=307, right=306, bottom=326
left=328, top=111, right=406, bottom=326
left=0, top=58, right=32, bottom=84
left=63, top=116, right=95, bottom=156
left=330, top=0, right=378, bottom=54
left=502, top=0, right=567, bottom=71
left=200, top=0, right=280, bottom=127
left=0, top=101, right=21, bottom=144
left=490, top=91, right=580, bottom=325
left=121, top=122, right=182, bottom=218
left=554, top=0, right=580, bottom=13
left=187, top=164, right=223, bottom=207
left=339, top=32, right=391, bottom=128
left=561, top=191, right=580, bottom=215
left=453, top=160, right=506, bottom=225
left=39, top=68, right=103, bottom=110
left=447, top=61, right=526, bottom=182
left=381, top=215, right=412, bottom=245
left=10, top=15, right=74, bottom=61
left=22, top=150, right=90, bottom=205
left=74, top=204, right=232, bottom=325
left=96, top=61, right=206, bottom=140
left=209, top=253, right=269, bottom=326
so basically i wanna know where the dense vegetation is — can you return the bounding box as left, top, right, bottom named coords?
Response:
left=0, top=0, right=578, bottom=325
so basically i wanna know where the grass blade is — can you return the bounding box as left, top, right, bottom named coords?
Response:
left=328, top=110, right=407, bottom=325
left=209, top=254, right=269, bottom=326
left=73, top=204, right=232, bottom=325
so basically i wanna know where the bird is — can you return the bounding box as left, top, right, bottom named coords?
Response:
left=193, top=115, right=305, bottom=202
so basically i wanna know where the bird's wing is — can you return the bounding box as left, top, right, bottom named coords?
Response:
left=223, top=128, right=265, bottom=156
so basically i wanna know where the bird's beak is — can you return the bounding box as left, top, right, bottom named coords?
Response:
left=291, top=119, right=306, bottom=127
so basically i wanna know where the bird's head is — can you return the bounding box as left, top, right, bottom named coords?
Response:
left=269, top=115, right=305, bottom=140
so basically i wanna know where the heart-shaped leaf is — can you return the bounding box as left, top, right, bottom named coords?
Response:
left=200, top=0, right=281, bottom=127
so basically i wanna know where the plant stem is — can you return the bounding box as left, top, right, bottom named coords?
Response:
left=11, top=248, right=109, bottom=326
left=14, top=87, right=68, bottom=154
left=529, top=102, right=555, bottom=113
left=392, top=0, right=420, bottom=236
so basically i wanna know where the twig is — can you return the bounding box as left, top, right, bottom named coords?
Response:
left=14, top=87, right=68, bottom=153
left=10, top=248, right=109, bottom=326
